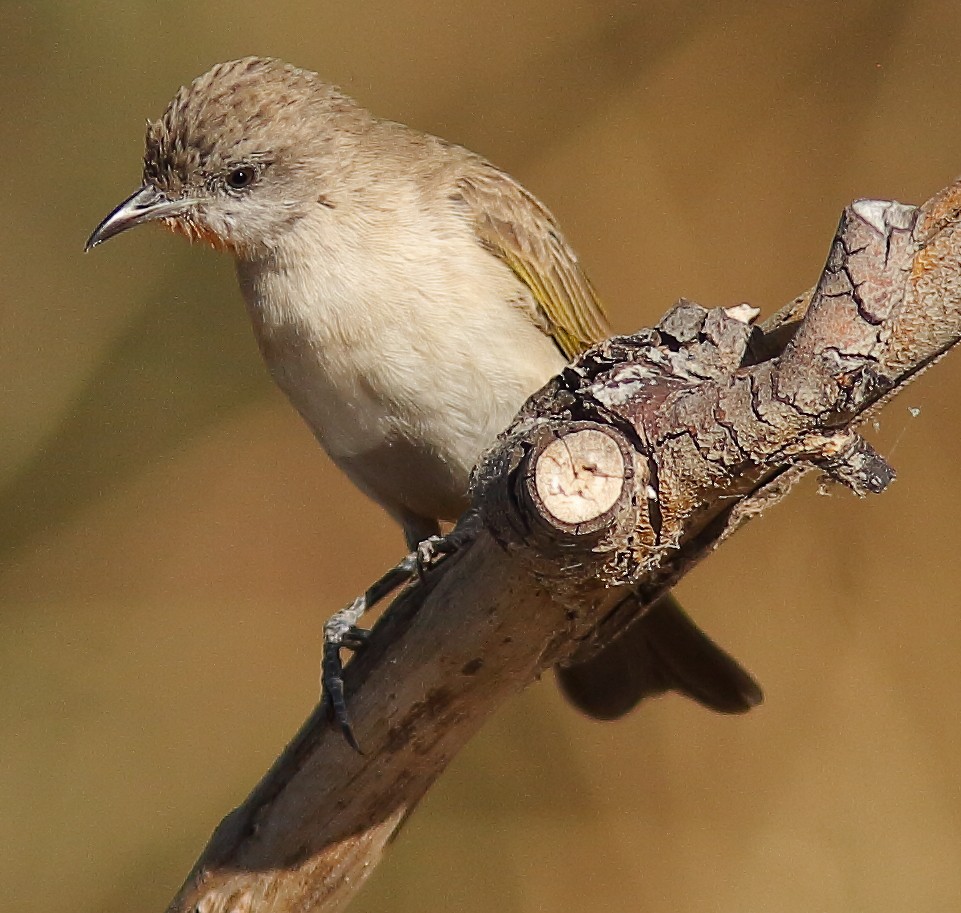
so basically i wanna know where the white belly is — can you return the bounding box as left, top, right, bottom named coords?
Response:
left=236, top=229, right=566, bottom=523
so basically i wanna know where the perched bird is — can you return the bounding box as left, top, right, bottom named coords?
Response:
left=87, top=57, right=761, bottom=722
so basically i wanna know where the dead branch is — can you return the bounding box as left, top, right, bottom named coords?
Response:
left=164, top=181, right=961, bottom=913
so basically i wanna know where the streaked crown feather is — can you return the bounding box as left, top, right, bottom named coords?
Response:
left=143, top=57, right=362, bottom=194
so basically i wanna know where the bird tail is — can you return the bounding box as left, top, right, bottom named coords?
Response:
left=555, top=592, right=762, bottom=720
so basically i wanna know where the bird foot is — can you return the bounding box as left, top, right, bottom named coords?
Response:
left=322, top=599, right=372, bottom=753
left=321, top=517, right=479, bottom=751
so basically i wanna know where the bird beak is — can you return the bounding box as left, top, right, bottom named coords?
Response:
left=85, top=184, right=190, bottom=251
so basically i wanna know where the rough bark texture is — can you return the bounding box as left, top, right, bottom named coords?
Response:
left=164, top=182, right=961, bottom=913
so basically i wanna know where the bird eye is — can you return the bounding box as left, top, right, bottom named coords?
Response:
left=225, top=166, right=256, bottom=190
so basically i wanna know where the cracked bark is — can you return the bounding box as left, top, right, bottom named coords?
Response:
left=164, top=181, right=961, bottom=913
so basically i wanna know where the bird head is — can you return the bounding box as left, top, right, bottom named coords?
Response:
left=86, top=57, right=368, bottom=258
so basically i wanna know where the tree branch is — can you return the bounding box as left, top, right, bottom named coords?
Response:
left=164, top=181, right=961, bottom=913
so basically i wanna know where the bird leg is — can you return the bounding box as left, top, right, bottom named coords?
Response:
left=322, top=515, right=480, bottom=751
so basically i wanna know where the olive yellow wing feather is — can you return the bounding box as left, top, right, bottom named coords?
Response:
left=452, top=164, right=610, bottom=359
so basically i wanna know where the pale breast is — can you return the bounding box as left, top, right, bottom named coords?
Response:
left=235, top=208, right=565, bottom=522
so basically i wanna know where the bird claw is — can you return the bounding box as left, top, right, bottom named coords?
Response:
left=414, top=516, right=479, bottom=581
left=322, top=596, right=370, bottom=753
left=415, top=535, right=447, bottom=583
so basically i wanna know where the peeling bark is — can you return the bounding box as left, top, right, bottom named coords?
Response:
left=164, top=183, right=961, bottom=913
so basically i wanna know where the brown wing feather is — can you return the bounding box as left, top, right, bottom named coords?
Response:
left=452, top=163, right=610, bottom=359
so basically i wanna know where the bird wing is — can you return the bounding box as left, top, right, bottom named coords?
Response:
left=452, top=163, right=611, bottom=359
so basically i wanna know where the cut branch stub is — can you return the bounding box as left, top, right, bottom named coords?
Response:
left=526, top=425, right=633, bottom=534
left=505, top=421, right=653, bottom=598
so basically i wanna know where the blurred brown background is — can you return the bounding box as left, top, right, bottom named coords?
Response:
left=3, top=2, right=961, bottom=911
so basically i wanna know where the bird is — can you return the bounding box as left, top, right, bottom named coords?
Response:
left=86, top=56, right=761, bottom=727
